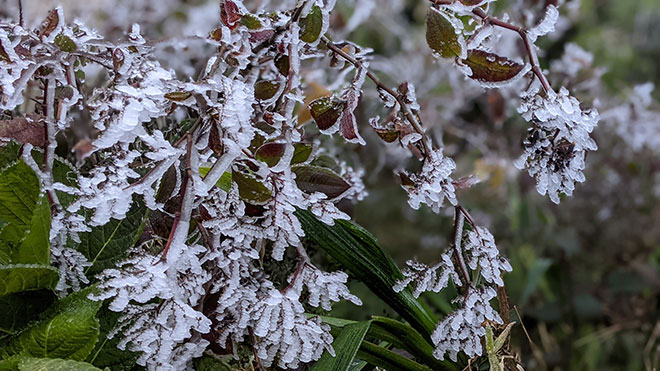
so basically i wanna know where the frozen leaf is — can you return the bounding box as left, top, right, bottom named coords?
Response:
left=309, top=96, right=344, bottom=131
left=254, top=80, right=281, bottom=101
left=426, top=8, right=464, bottom=58
left=292, top=165, right=351, bottom=199
left=233, top=170, right=272, bottom=204
left=240, top=14, right=263, bottom=30
left=461, top=50, right=526, bottom=87
left=256, top=142, right=311, bottom=167
left=54, top=34, right=77, bottom=52
left=164, top=91, right=192, bottom=102
left=299, top=6, right=324, bottom=43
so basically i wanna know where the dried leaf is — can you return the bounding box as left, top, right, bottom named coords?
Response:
left=164, top=91, right=192, bottom=102
left=0, top=115, right=46, bottom=147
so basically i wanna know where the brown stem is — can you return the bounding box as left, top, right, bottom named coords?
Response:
left=321, top=36, right=433, bottom=157
left=451, top=206, right=471, bottom=287
left=160, top=135, right=194, bottom=260
left=17, top=0, right=23, bottom=28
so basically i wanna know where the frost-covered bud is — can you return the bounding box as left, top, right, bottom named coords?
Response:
left=403, top=148, right=457, bottom=213
left=290, top=264, right=362, bottom=310
left=393, top=254, right=462, bottom=298
left=463, top=227, right=512, bottom=286
left=515, top=87, right=598, bottom=203
left=431, top=287, right=502, bottom=361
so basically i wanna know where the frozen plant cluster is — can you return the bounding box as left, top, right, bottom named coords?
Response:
left=394, top=209, right=512, bottom=361
left=0, top=0, right=603, bottom=368
left=402, top=148, right=458, bottom=213
left=515, top=86, right=599, bottom=203
left=431, top=287, right=502, bottom=361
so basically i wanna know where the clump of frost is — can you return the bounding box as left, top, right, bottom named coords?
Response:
left=515, top=86, right=599, bottom=203
left=431, top=287, right=502, bottom=361
left=393, top=255, right=462, bottom=298
left=290, top=264, right=362, bottom=310
left=463, top=227, right=512, bottom=286
left=403, top=148, right=458, bottom=213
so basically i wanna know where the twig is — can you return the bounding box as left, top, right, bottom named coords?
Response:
left=321, top=36, right=433, bottom=157
left=451, top=207, right=471, bottom=287
left=160, top=135, right=196, bottom=260
left=17, top=0, right=24, bottom=28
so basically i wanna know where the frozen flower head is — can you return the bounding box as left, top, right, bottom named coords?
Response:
left=403, top=148, right=458, bottom=213
left=515, top=87, right=598, bottom=203
left=431, top=287, right=502, bottom=361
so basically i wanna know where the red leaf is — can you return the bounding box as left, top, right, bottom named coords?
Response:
left=220, top=1, right=242, bottom=30
left=0, top=114, right=46, bottom=147
left=461, top=49, right=525, bottom=85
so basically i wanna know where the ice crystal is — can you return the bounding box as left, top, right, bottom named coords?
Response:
left=394, top=255, right=462, bottom=298
left=290, top=264, right=362, bottom=310
left=463, top=227, right=512, bottom=286
left=403, top=148, right=458, bottom=213
left=431, top=287, right=502, bottom=361
left=527, top=5, right=559, bottom=42
left=515, top=86, right=598, bottom=203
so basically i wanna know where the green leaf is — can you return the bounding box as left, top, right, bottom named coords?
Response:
left=0, top=265, right=59, bottom=297
left=194, top=356, right=233, bottom=371
left=18, top=357, right=101, bottom=371
left=86, top=304, right=138, bottom=370
left=240, top=14, right=263, bottom=30
left=461, top=49, right=524, bottom=85
left=0, top=290, right=56, bottom=337
left=485, top=322, right=514, bottom=371
left=17, top=195, right=51, bottom=266
left=77, top=199, right=148, bottom=278
left=295, top=210, right=438, bottom=339
left=299, top=6, right=324, bottom=43
left=0, top=287, right=102, bottom=361
left=254, top=80, right=281, bottom=101
left=311, top=320, right=371, bottom=371
left=309, top=96, right=344, bottom=131
left=0, top=143, right=20, bottom=169
left=54, top=34, right=77, bottom=52
left=232, top=170, right=272, bottom=204
left=0, top=162, right=41, bottom=265
left=426, top=8, right=463, bottom=58
left=292, top=165, right=351, bottom=199
left=368, top=317, right=447, bottom=369
left=357, top=341, right=431, bottom=371
left=199, top=168, right=232, bottom=193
